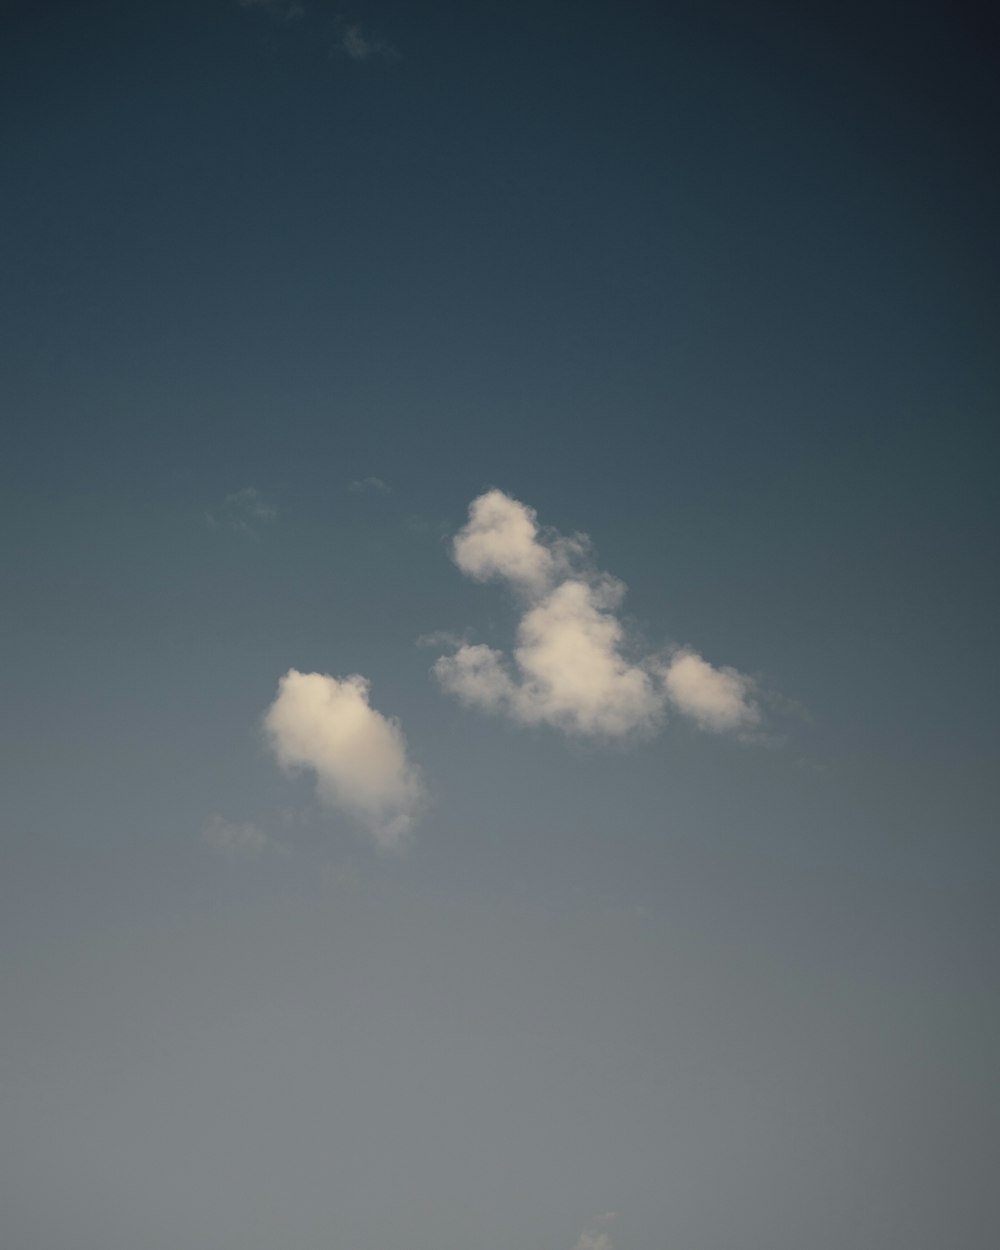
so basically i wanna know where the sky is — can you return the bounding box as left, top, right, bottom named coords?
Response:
left=1, top=1, right=998, bottom=1247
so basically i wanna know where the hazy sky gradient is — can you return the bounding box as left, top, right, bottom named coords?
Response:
left=2, top=2, right=998, bottom=1247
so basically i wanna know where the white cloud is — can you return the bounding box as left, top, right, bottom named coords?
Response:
left=348, top=476, right=392, bottom=496
left=203, top=816, right=270, bottom=858
left=662, top=647, right=759, bottom=732
left=435, top=642, right=516, bottom=713
left=207, top=486, right=277, bottom=535
left=341, top=23, right=399, bottom=62
left=436, top=579, right=662, bottom=737
left=452, top=489, right=558, bottom=593
left=512, top=577, right=663, bottom=735
left=264, top=670, right=422, bottom=851
left=435, top=490, right=759, bottom=740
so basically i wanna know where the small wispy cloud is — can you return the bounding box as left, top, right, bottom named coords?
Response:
left=236, top=0, right=304, bottom=21
left=434, top=490, right=760, bottom=740
left=574, top=1235, right=611, bottom=1250
left=207, top=487, right=277, bottom=535
left=339, top=22, right=399, bottom=62
left=263, top=669, right=423, bottom=851
left=348, top=476, right=392, bottom=496
left=415, top=629, right=469, bottom=651
left=203, top=815, right=276, bottom=859
left=574, top=1214, right=616, bottom=1250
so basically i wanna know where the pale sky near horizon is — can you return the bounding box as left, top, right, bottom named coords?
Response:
left=2, top=2, right=999, bottom=1248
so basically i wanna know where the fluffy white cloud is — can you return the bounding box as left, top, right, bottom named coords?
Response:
left=663, top=648, right=758, bottom=732
left=436, top=490, right=759, bottom=740
left=434, top=642, right=515, bottom=713
left=264, top=670, right=422, bottom=850
left=452, top=488, right=558, bottom=593
left=436, top=578, right=662, bottom=736
left=513, top=578, right=662, bottom=735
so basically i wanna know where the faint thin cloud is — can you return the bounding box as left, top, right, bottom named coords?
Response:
left=203, top=816, right=281, bottom=859
left=415, top=629, right=469, bottom=650
left=574, top=1229, right=612, bottom=1250
left=348, top=476, right=392, bottom=496
left=236, top=0, right=304, bottom=21
left=339, top=21, right=400, bottom=62
left=405, top=513, right=450, bottom=539
left=207, top=486, right=278, bottom=535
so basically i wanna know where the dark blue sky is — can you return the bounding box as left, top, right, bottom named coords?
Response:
left=2, top=3, right=998, bottom=1247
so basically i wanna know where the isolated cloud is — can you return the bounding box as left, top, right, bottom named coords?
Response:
left=435, top=491, right=759, bottom=740
left=207, top=486, right=277, bottom=535
left=264, top=670, right=422, bottom=850
left=340, top=23, right=399, bottom=61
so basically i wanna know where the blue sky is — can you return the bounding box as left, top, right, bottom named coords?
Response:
left=2, top=2, right=998, bottom=1247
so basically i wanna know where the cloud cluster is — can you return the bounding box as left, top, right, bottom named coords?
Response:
left=263, top=670, right=422, bottom=851
left=435, top=490, right=758, bottom=739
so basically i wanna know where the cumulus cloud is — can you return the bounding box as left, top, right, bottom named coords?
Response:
left=434, top=490, right=758, bottom=740
left=435, top=579, right=662, bottom=736
left=662, top=647, right=759, bottom=732
left=452, top=489, right=558, bottom=592
left=264, top=670, right=422, bottom=850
